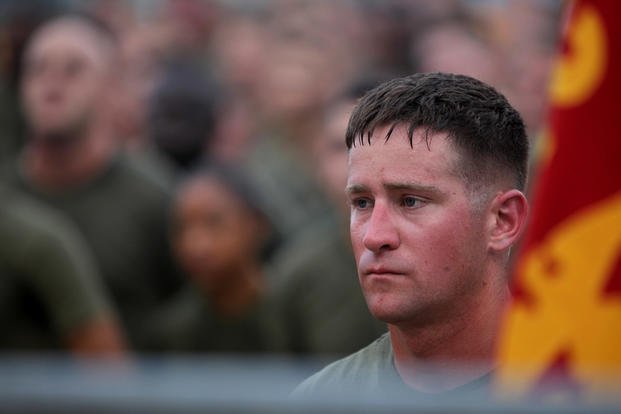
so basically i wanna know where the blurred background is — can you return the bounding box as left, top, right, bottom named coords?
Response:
left=1, top=0, right=619, bottom=412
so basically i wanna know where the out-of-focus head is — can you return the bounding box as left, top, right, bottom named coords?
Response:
left=20, top=14, right=117, bottom=140
left=314, top=100, right=353, bottom=213
left=158, top=0, right=220, bottom=53
left=314, top=75, right=389, bottom=213
left=256, top=37, right=337, bottom=124
left=210, top=13, right=267, bottom=100
left=346, top=72, right=528, bottom=196
left=410, top=16, right=504, bottom=90
left=147, top=62, right=220, bottom=170
left=173, top=164, right=268, bottom=293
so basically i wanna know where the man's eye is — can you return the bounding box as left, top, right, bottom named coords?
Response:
left=353, top=198, right=372, bottom=209
left=402, top=196, right=421, bottom=208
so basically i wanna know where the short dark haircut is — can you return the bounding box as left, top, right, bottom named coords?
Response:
left=345, top=72, right=528, bottom=192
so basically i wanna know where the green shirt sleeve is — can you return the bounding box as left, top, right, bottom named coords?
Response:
left=1, top=191, right=114, bottom=339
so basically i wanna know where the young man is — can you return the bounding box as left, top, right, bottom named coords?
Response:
left=9, top=15, right=181, bottom=350
left=294, top=73, right=529, bottom=398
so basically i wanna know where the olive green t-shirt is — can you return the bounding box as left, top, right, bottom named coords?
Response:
left=0, top=187, right=113, bottom=350
left=293, top=333, right=493, bottom=401
left=144, top=285, right=278, bottom=353
left=9, top=153, right=181, bottom=349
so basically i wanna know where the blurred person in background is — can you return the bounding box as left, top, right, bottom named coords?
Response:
left=409, top=12, right=506, bottom=93
left=6, top=14, right=182, bottom=351
left=209, top=8, right=267, bottom=109
left=264, top=77, right=393, bottom=357
left=146, top=60, right=221, bottom=172
left=253, top=36, right=342, bottom=159
left=233, top=4, right=386, bottom=356
left=145, top=163, right=278, bottom=353
left=499, top=0, right=560, bottom=140
left=405, top=0, right=560, bottom=142
left=207, top=8, right=269, bottom=162
left=154, top=0, right=220, bottom=61
left=240, top=0, right=357, bottom=238
left=311, top=76, right=392, bottom=214
left=294, top=73, right=529, bottom=397
left=311, top=97, right=354, bottom=216
left=0, top=184, right=125, bottom=356
left=354, top=0, right=419, bottom=77
left=0, top=0, right=62, bottom=165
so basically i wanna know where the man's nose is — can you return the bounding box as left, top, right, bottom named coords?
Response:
left=362, top=202, right=400, bottom=253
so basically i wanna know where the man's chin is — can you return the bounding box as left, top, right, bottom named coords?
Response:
left=366, top=297, right=413, bottom=325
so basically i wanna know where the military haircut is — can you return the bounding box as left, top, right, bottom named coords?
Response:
left=345, top=72, right=529, bottom=192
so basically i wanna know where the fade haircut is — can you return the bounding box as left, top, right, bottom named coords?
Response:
left=345, top=72, right=528, bottom=192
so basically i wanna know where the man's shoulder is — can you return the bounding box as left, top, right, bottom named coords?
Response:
left=0, top=188, right=84, bottom=255
left=291, top=333, right=392, bottom=398
left=112, top=152, right=173, bottom=195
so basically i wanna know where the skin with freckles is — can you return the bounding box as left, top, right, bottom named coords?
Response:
left=294, top=73, right=529, bottom=396
left=348, top=125, right=493, bottom=328
left=347, top=124, right=528, bottom=391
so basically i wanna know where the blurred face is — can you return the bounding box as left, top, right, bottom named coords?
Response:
left=20, top=19, right=114, bottom=137
left=414, top=26, right=503, bottom=89
left=258, top=41, right=335, bottom=121
left=174, top=176, right=260, bottom=291
left=347, top=125, right=490, bottom=326
left=314, top=101, right=353, bottom=212
left=211, top=18, right=266, bottom=94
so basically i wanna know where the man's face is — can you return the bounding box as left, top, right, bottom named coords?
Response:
left=20, top=21, right=112, bottom=137
left=347, top=125, right=490, bottom=326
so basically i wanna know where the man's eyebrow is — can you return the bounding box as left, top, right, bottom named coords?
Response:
left=383, top=182, right=441, bottom=194
left=345, top=184, right=369, bottom=195
left=345, top=183, right=442, bottom=195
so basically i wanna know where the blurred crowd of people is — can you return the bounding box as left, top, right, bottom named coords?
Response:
left=0, top=0, right=562, bottom=359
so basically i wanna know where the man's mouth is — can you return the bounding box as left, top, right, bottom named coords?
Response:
left=363, top=265, right=404, bottom=276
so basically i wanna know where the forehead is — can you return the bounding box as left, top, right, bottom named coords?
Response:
left=26, top=19, right=112, bottom=64
left=178, top=176, right=245, bottom=211
left=347, top=125, right=462, bottom=187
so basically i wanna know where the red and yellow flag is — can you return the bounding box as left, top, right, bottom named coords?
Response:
left=496, top=0, right=621, bottom=403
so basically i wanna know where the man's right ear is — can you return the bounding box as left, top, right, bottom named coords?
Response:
left=487, top=189, right=529, bottom=253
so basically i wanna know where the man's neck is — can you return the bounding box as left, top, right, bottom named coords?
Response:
left=389, top=279, right=510, bottom=393
left=23, top=126, right=116, bottom=192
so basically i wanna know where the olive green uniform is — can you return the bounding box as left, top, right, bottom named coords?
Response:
left=0, top=187, right=113, bottom=350
left=144, top=285, right=278, bottom=353
left=8, top=153, right=181, bottom=349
